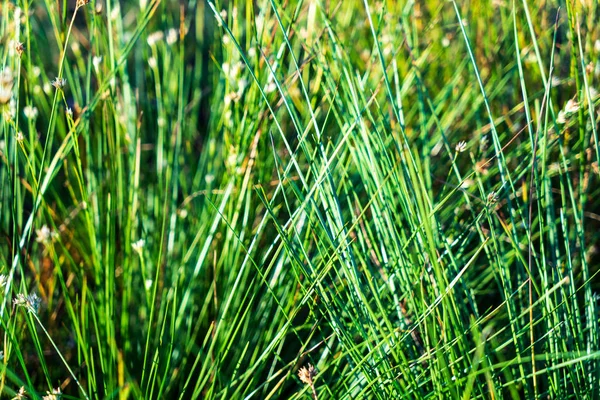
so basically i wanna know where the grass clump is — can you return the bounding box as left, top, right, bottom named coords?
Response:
left=1, top=0, right=600, bottom=398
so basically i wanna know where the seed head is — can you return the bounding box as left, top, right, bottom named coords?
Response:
left=455, top=141, right=467, bottom=153
left=298, top=364, right=316, bottom=385
left=564, top=98, right=580, bottom=114
left=132, top=239, right=145, bottom=254
left=12, top=386, right=27, bottom=400
left=487, top=191, right=499, bottom=205
left=15, top=42, right=25, bottom=57
left=24, top=105, right=38, bottom=120
left=166, top=28, right=178, bottom=45
left=147, top=31, right=164, bottom=47
left=13, top=293, right=41, bottom=314
left=51, top=77, right=67, bottom=90
left=42, top=387, right=61, bottom=400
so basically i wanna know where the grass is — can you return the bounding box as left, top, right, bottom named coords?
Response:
left=1, top=0, right=600, bottom=398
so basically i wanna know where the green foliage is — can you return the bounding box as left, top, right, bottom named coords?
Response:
left=1, top=0, right=600, bottom=398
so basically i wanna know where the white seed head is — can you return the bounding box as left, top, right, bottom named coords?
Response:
left=42, top=387, right=61, bottom=400
left=23, top=105, right=38, bottom=120
left=93, top=56, right=103, bottom=71
left=132, top=239, right=145, bottom=254
left=14, top=292, right=41, bottom=314
left=147, top=31, right=164, bottom=46
left=265, top=81, right=277, bottom=94
left=564, top=98, right=580, bottom=114
left=455, top=141, right=467, bottom=153
left=166, top=28, right=178, bottom=45
left=51, top=77, right=67, bottom=90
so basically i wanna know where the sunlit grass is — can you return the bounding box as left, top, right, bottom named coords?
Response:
left=1, top=0, right=600, bottom=398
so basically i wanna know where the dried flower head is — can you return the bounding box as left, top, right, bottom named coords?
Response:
left=76, top=0, right=90, bottom=8
left=298, top=364, right=317, bottom=385
left=455, top=141, right=467, bottom=153
left=15, top=42, right=25, bottom=57
left=51, top=77, right=67, bottom=90
left=487, top=191, right=499, bottom=205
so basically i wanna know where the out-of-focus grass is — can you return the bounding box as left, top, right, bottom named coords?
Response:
left=1, top=0, right=600, bottom=398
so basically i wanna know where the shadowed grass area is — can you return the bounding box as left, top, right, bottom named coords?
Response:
left=1, top=0, right=600, bottom=398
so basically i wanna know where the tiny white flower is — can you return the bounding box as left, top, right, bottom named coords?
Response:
left=230, top=62, right=244, bottom=78
left=51, top=77, right=67, bottom=90
left=23, top=105, right=38, bottom=120
left=148, top=57, right=157, bottom=69
left=551, top=76, right=562, bottom=87
left=0, top=68, right=13, bottom=86
left=166, top=28, right=178, bottom=45
left=455, top=141, right=467, bottom=153
left=13, top=292, right=41, bottom=314
left=147, top=31, right=164, bottom=47
left=8, top=98, right=16, bottom=119
left=132, top=239, right=145, bottom=253
left=564, top=98, right=580, bottom=114
left=145, top=279, right=153, bottom=290
left=15, top=132, right=24, bottom=142
left=12, top=386, right=26, bottom=400
left=92, top=55, right=103, bottom=71
left=224, top=91, right=239, bottom=106
left=265, top=81, right=277, bottom=94
left=36, top=225, right=52, bottom=244
left=66, top=107, right=73, bottom=117
left=556, top=110, right=567, bottom=124
left=42, top=387, right=61, bottom=400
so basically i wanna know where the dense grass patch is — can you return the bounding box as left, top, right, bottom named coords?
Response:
left=1, top=0, right=600, bottom=398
